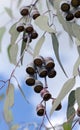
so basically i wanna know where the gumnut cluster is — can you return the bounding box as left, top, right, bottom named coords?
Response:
left=16, top=5, right=40, bottom=43
left=60, top=0, right=80, bottom=21
left=25, top=55, right=62, bottom=116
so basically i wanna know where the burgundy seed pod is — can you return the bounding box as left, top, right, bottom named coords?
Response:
left=74, top=11, right=80, bottom=18
left=31, top=30, right=38, bottom=39
left=25, top=75, right=35, bottom=86
left=66, top=13, right=74, bottom=21
left=61, top=3, right=70, bottom=12
left=48, top=69, right=56, bottom=78
left=20, top=6, right=29, bottom=16
left=36, top=104, right=45, bottom=116
left=16, top=23, right=24, bottom=32
left=77, top=107, right=80, bottom=117
left=34, top=56, right=44, bottom=67
left=25, top=23, right=34, bottom=33
left=26, top=62, right=35, bottom=75
left=45, top=57, right=55, bottom=69
left=40, top=88, right=51, bottom=101
left=33, top=80, right=43, bottom=93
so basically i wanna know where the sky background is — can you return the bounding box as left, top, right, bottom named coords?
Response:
left=0, top=0, right=80, bottom=130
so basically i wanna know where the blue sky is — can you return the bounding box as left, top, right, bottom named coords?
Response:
left=0, top=0, right=80, bottom=130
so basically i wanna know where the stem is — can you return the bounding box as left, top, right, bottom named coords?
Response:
left=72, top=119, right=79, bottom=129
left=45, top=112, right=55, bottom=130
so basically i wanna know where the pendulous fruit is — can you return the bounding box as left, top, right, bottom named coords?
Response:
left=47, top=69, right=56, bottom=78
left=26, top=62, right=35, bottom=75
left=16, top=23, right=24, bottom=32
left=61, top=3, right=70, bottom=12
left=25, top=75, right=35, bottom=86
left=71, top=0, right=79, bottom=7
left=25, top=23, right=34, bottom=33
left=31, top=8, right=40, bottom=19
left=66, top=13, right=74, bottom=21
left=36, top=104, right=45, bottom=116
left=40, top=88, right=51, bottom=101
left=31, top=30, right=38, bottom=39
left=20, top=6, right=29, bottom=16
left=37, top=66, right=47, bottom=78
left=74, top=10, right=80, bottom=18
left=45, top=57, right=55, bottom=69
left=33, top=80, right=43, bottom=93
left=34, top=56, right=44, bottom=67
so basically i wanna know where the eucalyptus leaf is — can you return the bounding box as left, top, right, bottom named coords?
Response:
left=50, top=77, right=75, bottom=116
left=17, top=0, right=22, bottom=8
left=67, top=106, right=75, bottom=125
left=76, top=39, right=80, bottom=46
left=4, top=109, right=13, bottom=123
left=49, top=0, right=54, bottom=6
left=33, top=35, right=45, bottom=58
left=10, top=124, right=19, bottom=130
left=77, top=45, right=80, bottom=56
left=73, top=57, right=80, bottom=76
left=0, top=94, right=4, bottom=101
left=63, top=122, right=71, bottom=130
left=75, top=87, right=80, bottom=107
left=4, top=83, right=14, bottom=108
left=68, top=90, right=75, bottom=107
left=9, top=23, right=19, bottom=44
left=5, top=7, right=13, bottom=18
left=35, top=15, right=56, bottom=33
left=72, top=23, right=80, bottom=41
left=8, top=44, right=18, bottom=65
left=20, top=40, right=26, bottom=65
left=51, top=33, right=68, bottom=77
left=0, top=27, right=6, bottom=51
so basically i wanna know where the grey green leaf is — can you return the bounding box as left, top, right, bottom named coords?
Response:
left=33, top=35, right=45, bottom=58
left=50, top=77, right=75, bottom=116
left=8, top=44, right=18, bottom=65
left=75, top=87, right=80, bottom=107
left=51, top=33, right=68, bottom=77
left=5, top=7, right=13, bottom=18
left=63, top=122, right=71, bottom=130
left=0, top=27, right=6, bottom=51
left=73, top=57, right=80, bottom=76
left=35, top=15, right=56, bottom=33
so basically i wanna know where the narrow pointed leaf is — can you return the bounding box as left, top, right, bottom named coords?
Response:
left=9, top=23, right=19, bottom=44
left=5, top=7, right=13, bottom=18
left=51, top=33, right=68, bottom=77
left=17, top=0, right=22, bottom=7
left=50, top=77, right=75, bottom=116
left=72, top=23, right=80, bottom=41
left=73, top=57, right=80, bottom=76
left=77, top=46, right=80, bottom=56
left=17, top=84, right=29, bottom=104
left=0, top=27, right=6, bottom=51
left=8, top=44, right=18, bottom=65
left=35, top=15, right=56, bottom=33
left=68, top=90, right=75, bottom=107
left=11, top=124, right=19, bottom=130
left=4, top=109, right=13, bottom=123
left=33, top=35, right=45, bottom=58
left=63, top=122, right=71, bottom=130
left=75, top=87, right=80, bottom=107
left=67, top=107, right=75, bottom=125
left=20, top=40, right=26, bottom=65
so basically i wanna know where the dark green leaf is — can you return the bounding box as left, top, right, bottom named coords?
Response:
left=20, top=40, right=26, bottom=65
left=63, top=122, right=71, bottom=130
left=51, top=33, right=68, bottom=77
left=67, top=107, right=75, bottom=125
left=68, top=90, right=75, bottom=107
left=0, top=27, right=6, bottom=51
left=9, top=23, right=19, bottom=44
left=75, top=87, right=80, bottom=107
left=5, top=7, right=13, bottom=18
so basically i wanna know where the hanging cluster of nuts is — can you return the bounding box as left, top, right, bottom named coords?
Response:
left=16, top=5, right=40, bottom=43
left=25, top=55, right=62, bottom=116
left=61, top=0, right=80, bottom=21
